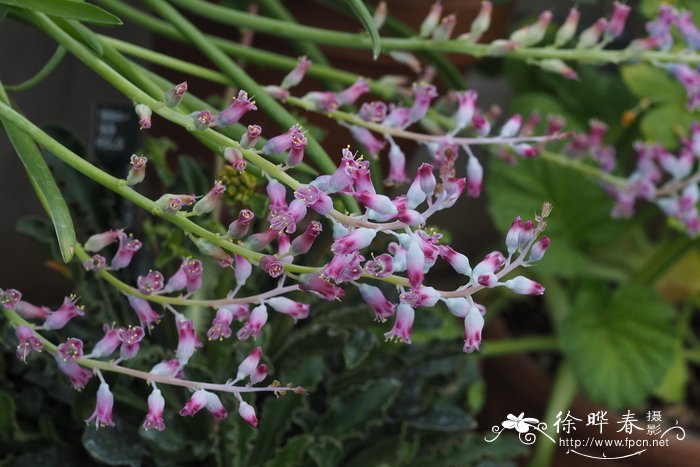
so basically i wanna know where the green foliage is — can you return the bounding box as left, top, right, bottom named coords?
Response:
left=560, top=284, right=677, bottom=409
left=0, top=0, right=122, bottom=26
left=343, top=0, right=381, bottom=59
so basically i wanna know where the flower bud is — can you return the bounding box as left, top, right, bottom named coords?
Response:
left=577, top=18, right=607, bottom=49
left=443, top=297, right=469, bottom=318
left=528, top=236, right=550, bottom=263
left=454, top=90, right=478, bottom=130
left=467, top=1, right=492, bottom=42
left=238, top=401, right=258, bottom=427
left=193, top=180, right=226, bottom=215
left=236, top=346, right=263, bottom=381
left=409, top=83, right=438, bottom=123
left=337, top=78, right=369, bottom=106
left=606, top=2, right=631, bottom=40
left=331, top=228, right=377, bottom=254
left=358, top=283, right=395, bottom=321
left=176, top=317, right=203, bottom=365
left=281, top=56, right=311, bottom=89
left=127, top=154, right=147, bottom=185
left=266, top=297, right=310, bottom=321
left=385, top=140, right=408, bottom=185
left=217, top=90, right=257, bottom=126
left=554, top=8, right=580, bottom=47
left=250, top=364, right=269, bottom=385
left=466, top=154, right=483, bottom=198
left=432, top=14, right=456, bottom=41
left=205, top=392, right=228, bottom=420
left=135, top=104, right=152, bottom=130
left=291, top=221, right=322, bottom=255
left=180, top=389, right=209, bottom=417
left=406, top=237, right=425, bottom=289
left=164, top=81, right=187, bottom=107
left=419, top=1, right=443, bottom=37
left=439, top=245, right=471, bottom=276
left=228, top=209, right=255, bottom=239
left=463, top=306, right=484, bottom=353
left=503, top=276, right=545, bottom=295
left=349, top=126, right=384, bottom=159
left=237, top=304, right=268, bottom=340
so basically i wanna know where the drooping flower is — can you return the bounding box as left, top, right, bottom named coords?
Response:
left=238, top=400, right=258, bottom=427
left=463, top=305, right=485, bottom=353
left=409, top=83, right=438, bottom=123
left=143, top=387, right=166, bottom=431
left=179, top=389, right=209, bottom=417
left=266, top=297, right=310, bottom=321
left=176, top=317, right=203, bottom=365
left=250, top=364, right=269, bottom=385
left=236, top=346, right=263, bottom=381
left=89, top=324, right=122, bottom=359
left=358, top=284, right=395, bottom=321
left=111, top=232, right=142, bottom=270
left=127, top=154, right=148, bottom=185
left=291, top=221, right=323, bottom=255
left=85, top=381, right=115, bottom=428
left=126, top=295, right=161, bottom=331
left=236, top=304, right=268, bottom=340
left=281, top=56, right=311, bottom=89
left=118, top=326, right=145, bottom=360
left=348, top=126, right=385, bottom=159
left=135, top=103, right=152, bottom=130
left=206, top=307, right=234, bottom=341
left=384, top=303, right=415, bottom=343
left=228, top=209, right=255, bottom=239
left=56, top=356, right=93, bottom=390
left=331, top=228, right=377, bottom=255
left=205, top=392, right=228, bottom=420
left=149, top=359, right=184, bottom=379
left=385, top=140, right=408, bottom=185
left=299, top=273, right=345, bottom=301
left=503, top=276, right=545, bottom=295
left=15, top=326, right=43, bottom=363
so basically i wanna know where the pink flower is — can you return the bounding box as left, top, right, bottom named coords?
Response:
left=206, top=307, right=235, bottom=341
left=205, top=392, right=228, bottom=420
left=43, top=296, right=84, bottom=330
left=85, top=230, right=122, bottom=253
left=385, top=141, right=408, bottom=185
left=505, top=217, right=523, bottom=256
left=192, top=109, right=215, bottom=130
left=291, top=221, right=323, bottom=255
left=349, top=126, right=385, bottom=159
left=359, top=101, right=387, bottom=122
left=354, top=191, right=398, bottom=217
left=143, top=388, right=166, bottom=431
left=57, top=337, right=84, bottom=361
left=111, top=232, right=142, bottom=270
left=406, top=237, right=425, bottom=289
left=224, top=147, right=247, bottom=171
left=302, top=91, right=339, bottom=112
left=527, top=236, right=550, bottom=263
left=126, top=295, right=161, bottom=331
left=606, top=2, right=631, bottom=39
left=364, top=253, right=394, bottom=278
left=137, top=270, right=164, bottom=295
left=241, top=124, right=262, bottom=149
left=503, top=276, right=545, bottom=295
left=0, top=288, right=21, bottom=310
left=85, top=382, right=115, bottom=428
left=382, top=105, right=411, bottom=129
left=409, top=83, right=438, bottom=123
left=234, top=255, right=253, bottom=288
left=384, top=303, right=415, bottom=343
left=266, top=297, right=310, bottom=321
left=127, top=154, right=147, bottom=185
left=554, top=8, right=580, bottom=47
left=463, top=306, right=485, bottom=353
left=294, top=185, right=333, bottom=215
left=184, top=259, right=204, bottom=293
left=331, top=228, right=376, bottom=255
left=56, top=357, right=93, bottom=390
left=236, top=346, right=263, bottom=381
left=164, top=81, right=187, bottom=107
left=466, top=154, right=483, bottom=198
left=118, top=326, right=145, bottom=360
left=135, top=104, right=152, bottom=130
left=323, top=252, right=364, bottom=283
left=250, top=364, right=269, bottom=385
left=454, top=90, right=478, bottom=130
left=149, top=359, right=184, bottom=379
left=577, top=18, right=607, bottom=49
left=443, top=297, right=469, bottom=318
left=89, top=324, right=122, bottom=358
left=176, top=317, right=203, bottom=365
left=15, top=326, right=43, bottom=363
left=179, top=389, right=209, bottom=417
left=246, top=229, right=279, bottom=250
left=406, top=163, right=435, bottom=209
left=194, top=181, right=226, bottom=215
left=217, top=90, right=257, bottom=126
left=358, top=284, right=395, bottom=321
left=400, top=286, right=440, bottom=308
left=237, top=304, right=268, bottom=340
left=299, top=273, right=345, bottom=301
left=228, top=209, right=255, bottom=239
left=419, top=1, right=443, bottom=37
left=336, top=78, right=369, bottom=106
left=439, top=245, right=471, bottom=276
left=16, top=299, right=51, bottom=319
left=83, top=254, right=107, bottom=272
left=260, top=255, right=285, bottom=278
left=281, top=56, right=311, bottom=89
left=238, top=401, right=258, bottom=427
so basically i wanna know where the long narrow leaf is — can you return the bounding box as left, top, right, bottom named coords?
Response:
left=0, top=0, right=121, bottom=26
left=343, top=0, right=381, bottom=59
left=0, top=85, right=77, bottom=262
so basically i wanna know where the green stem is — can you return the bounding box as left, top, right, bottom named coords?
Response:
left=142, top=0, right=339, bottom=178
left=5, top=46, right=66, bottom=92
left=94, top=0, right=396, bottom=98
left=539, top=150, right=628, bottom=188
left=479, top=336, right=558, bottom=358
left=529, top=363, right=577, bottom=467
left=169, top=0, right=700, bottom=65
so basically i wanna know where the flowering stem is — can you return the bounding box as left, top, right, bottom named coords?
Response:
left=1, top=307, right=288, bottom=395
left=169, top=0, right=700, bottom=66
left=141, top=0, right=339, bottom=178
left=529, top=363, right=577, bottom=467
left=75, top=244, right=299, bottom=307
left=94, top=0, right=395, bottom=97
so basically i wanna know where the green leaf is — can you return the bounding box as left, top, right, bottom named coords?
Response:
left=314, top=378, right=401, bottom=440
left=621, top=63, right=686, bottom=105
left=65, top=19, right=104, bottom=55
left=414, top=433, right=528, bottom=466
left=264, top=434, right=314, bottom=467
left=653, top=341, right=688, bottom=403
left=343, top=0, right=381, bottom=59
left=308, top=437, right=344, bottom=467
left=640, top=104, right=695, bottom=149
left=82, top=417, right=145, bottom=466
left=343, top=326, right=376, bottom=369
left=0, top=87, right=77, bottom=262
left=0, top=0, right=122, bottom=25
left=402, top=407, right=476, bottom=432
left=560, top=284, right=676, bottom=409
left=487, top=156, right=624, bottom=278
left=0, top=390, right=19, bottom=441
